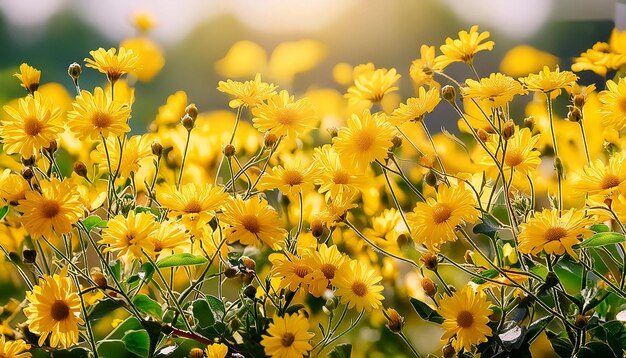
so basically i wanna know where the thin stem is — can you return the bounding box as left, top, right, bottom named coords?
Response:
left=177, top=129, right=192, bottom=189
left=398, top=331, right=422, bottom=358
left=546, top=97, right=563, bottom=211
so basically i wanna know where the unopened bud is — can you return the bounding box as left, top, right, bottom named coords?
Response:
left=327, top=127, right=339, bottom=138
left=243, top=284, right=257, bottom=299
left=310, top=219, right=324, bottom=238
left=573, top=94, right=585, bottom=108
left=424, top=170, right=437, bottom=187
left=324, top=299, right=336, bottom=311
left=181, top=114, right=195, bottom=131
left=476, top=128, right=489, bottom=143
left=385, top=308, right=404, bottom=333
left=421, top=252, right=438, bottom=271
left=464, top=250, right=474, bottom=265
left=421, top=277, right=437, bottom=297
left=45, top=141, right=58, bottom=154
left=391, top=135, right=403, bottom=149
left=68, top=63, right=82, bottom=81
left=223, top=144, right=236, bottom=158
left=574, top=315, right=589, bottom=328
left=239, top=256, right=256, bottom=272
left=185, top=104, right=198, bottom=120
left=524, top=116, right=535, bottom=131
left=151, top=142, right=163, bottom=157
left=91, top=271, right=107, bottom=288
left=604, top=197, right=613, bottom=208
left=264, top=132, right=278, bottom=147
left=224, top=266, right=239, bottom=279
left=23, top=249, right=37, bottom=264
left=22, top=157, right=35, bottom=167
left=442, top=85, right=456, bottom=102
left=442, top=343, right=456, bottom=358
left=502, top=120, right=515, bottom=140
left=567, top=107, right=581, bottom=123
left=21, top=167, right=33, bottom=180
left=189, top=348, right=204, bottom=358
left=396, top=233, right=408, bottom=248
left=73, top=161, right=88, bottom=178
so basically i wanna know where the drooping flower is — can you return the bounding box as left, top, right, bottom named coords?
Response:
left=99, top=211, right=159, bottom=260
left=14, top=63, right=41, bottom=93
left=462, top=73, right=526, bottom=108
left=389, top=86, right=441, bottom=125
left=1, top=92, right=63, bottom=158
left=333, top=260, right=384, bottom=312
left=438, top=285, right=493, bottom=352
left=221, top=195, right=286, bottom=249
left=24, top=268, right=85, bottom=348
left=261, top=313, right=314, bottom=358
left=84, top=47, right=139, bottom=83
left=599, top=77, right=626, bottom=130
left=434, top=25, right=494, bottom=70
left=345, top=66, right=401, bottom=107
left=67, top=87, right=131, bottom=140
left=217, top=74, right=278, bottom=108
left=252, top=90, right=318, bottom=138
left=519, top=66, right=578, bottom=98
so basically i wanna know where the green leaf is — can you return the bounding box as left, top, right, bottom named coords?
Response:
left=132, top=294, right=163, bottom=319
left=97, top=340, right=128, bottom=357
left=139, top=262, right=155, bottom=282
left=156, top=253, right=208, bottom=268
left=206, top=295, right=225, bottom=321
left=135, top=206, right=153, bottom=214
left=473, top=213, right=502, bottom=239
left=329, top=343, right=352, bottom=358
left=470, top=269, right=499, bottom=284
left=89, top=298, right=123, bottom=320
left=410, top=297, right=444, bottom=324
left=590, top=224, right=611, bottom=233
left=575, top=232, right=625, bottom=249
left=548, top=334, right=573, bottom=358
left=110, top=260, right=121, bottom=282
left=577, top=341, right=617, bottom=358
left=82, top=215, right=107, bottom=231
left=604, top=320, right=626, bottom=350
left=123, top=330, right=150, bottom=358
left=0, top=206, right=8, bottom=221
left=191, top=299, right=215, bottom=329
left=525, top=316, right=553, bottom=343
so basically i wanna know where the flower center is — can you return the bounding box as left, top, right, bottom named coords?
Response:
left=354, top=130, right=375, bottom=152
left=620, top=97, right=626, bottom=115
left=504, top=150, right=524, bottom=167
left=40, top=199, right=60, bottom=219
left=320, top=263, right=337, bottom=279
left=544, top=227, right=568, bottom=242
left=282, top=170, right=304, bottom=186
left=281, top=332, right=295, bottom=347
left=183, top=200, right=203, bottom=214
left=456, top=310, right=474, bottom=328
left=241, top=215, right=260, bottom=234
left=333, top=170, right=350, bottom=185
left=432, top=203, right=452, bottom=224
left=92, top=111, right=112, bottom=129
left=154, top=241, right=163, bottom=252
left=277, top=109, right=297, bottom=126
left=601, top=173, right=621, bottom=190
left=293, top=265, right=311, bottom=278
left=23, top=116, right=43, bottom=136
left=50, top=299, right=71, bottom=321
left=351, top=281, right=368, bottom=297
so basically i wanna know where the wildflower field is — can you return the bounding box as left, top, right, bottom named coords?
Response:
left=2, top=7, right=626, bottom=358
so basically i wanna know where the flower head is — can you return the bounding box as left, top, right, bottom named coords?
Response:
left=462, top=73, right=526, bottom=108
left=205, top=343, right=228, bottom=358
left=261, top=313, right=313, bottom=358
left=85, top=47, right=139, bottom=82
left=313, top=144, right=368, bottom=200
left=480, top=127, right=541, bottom=176
left=221, top=195, right=286, bottom=249
left=304, top=244, right=347, bottom=297
left=519, top=66, right=578, bottom=98
left=272, top=253, right=314, bottom=291
left=434, top=25, right=494, bottom=70
left=1, top=92, right=63, bottom=158
left=345, top=66, right=400, bottom=107
left=99, top=211, right=159, bottom=260
left=333, top=260, right=384, bottom=312
left=600, top=77, right=626, bottom=130
left=14, top=63, right=41, bottom=93
left=389, top=86, right=440, bottom=125
left=572, top=42, right=626, bottom=77
left=439, top=285, right=493, bottom=352
left=252, top=90, right=318, bottom=138
left=0, top=335, right=31, bottom=358
left=67, top=87, right=131, bottom=139
left=217, top=74, right=278, bottom=108
left=257, top=161, right=320, bottom=197
left=571, top=152, right=626, bottom=199
left=24, top=268, right=85, bottom=348
left=410, top=45, right=438, bottom=87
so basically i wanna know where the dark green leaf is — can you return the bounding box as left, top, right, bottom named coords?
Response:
left=473, top=213, right=502, bottom=239
left=89, top=298, right=123, bottom=320
left=82, top=215, right=108, bottom=231
left=590, top=224, right=611, bottom=233
left=156, top=253, right=208, bottom=268
left=110, top=260, right=121, bottom=282
left=97, top=340, right=128, bottom=357
left=470, top=269, right=499, bottom=284
left=123, top=330, right=150, bottom=358
left=577, top=341, right=617, bottom=358
left=410, top=297, right=444, bottom=324
left=575, top=232, right=625, bottom=249
left=525, top=316, right=553, bottom=343
left=329, top=343, right=352, bottom=358
left=103, top=317, right=143, bottom=340
left=604, top=320, right=626, bottom=350
left=135, top=206, right=153, bottom=214
left=548, top=335, right=573, bottom=358
left=206, top=295, right=225, bottom=321
left=133, top=294, right=163, bottom=319
left=0, top=206, right=8, bottom=221
left=139, top=262, right=155, bottom=282
left=192, top=299, right=215, bottom=329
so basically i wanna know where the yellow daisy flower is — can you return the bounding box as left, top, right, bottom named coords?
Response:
left=99, top=211, right=159, bottom=260
left=481, top=127, right=541, bottom=176
left=409, top=44, right=438, bottom=88
left=1, top=92, right=63, bottom=158
left=304, top=243, right=347, bottom=297
left=17, top=178, right=84, bottom=239
left=519, top=66, right=578, bottom=98
left=518, top=208, right=593, bottom=258
left=257, top=161, right=319, bottom=197
left=363, top=208, right=408, bottom=254
left=252, top=90, right=318, bottom=138
left=120, top=37, right=165, bottom=82
left=84, top=47, right=139, bottom=83
left=14, top=63, right=41, bottom=93
left=313, top=144, right=368, bottom=200
left=333, top=260, right=384, bottom=312
left=599, top=77, right=626, bottom=130
left=333, top=109, right=397, bottom=169
left=406, top=183, right=479, bottom=251
left=217, top=74, right=278, bottom=109
left=572, top=42, right=626, bottom=77
left=24, top=268, right=85, bottom=348
left=345, top=66, right=401, bottom=107
left=462, top=73, right=526, bottom=108
left=92, top=134, right=153, bottom=179
left=67, top=87, right=131, bottom=140
left=271, top=253, right=314, bottom=291
left=151, top=219, right=190, bottom=258
left=389, top=86, right=441, bottom=125
left=571, top=152, right=626, bottom=199
left=316, top=193, right=358, bottom=228
left=205, top=343, right=228, bottom=358
left=434, top=25, right=494, bottom=70
left=0, top=335, right=31, bottom=358
left=221, top=195, right=286, bottom=250
left=261, top=313, right=313, bottom=358
left=0, top=169, right=29, bottom=206
left=439, top=285, right=493, bottom=352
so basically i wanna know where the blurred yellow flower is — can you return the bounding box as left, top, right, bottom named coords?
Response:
left=120, top=37, right=165, bottom=82
left=434, top=25, right=494, bottom=70
left=268, top=39, right=327, bottom=83
left=600, top=77, right=626, bottom=130
left=216, top=40, right=267, bottom=78
left=132, top=10, right=156, bottom=33
left=499, top=45, right=558, bottom=77
left=0, top=335, right=30, bottom=358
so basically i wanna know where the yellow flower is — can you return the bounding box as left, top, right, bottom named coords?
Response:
left=99, top=211, right=159, bottom=260
left=333, top=260, right=384, bottom=312
left=67, top=87, right=131, bottom=140
left=519, top=66, right=578, bottom=98
left=304, top=243, right=347, bottom=297
left=14, top=63, right=41, bottom=93
left=271, top=253, right=314, bottom=291
left=24, top=268, right=85, bottom=348
left=600, top=77, right=626, bottom=130
left=252, top=90, right=318, bottom=138
left=389, top=86, right=440, bottom=125
left=316, top=193, right=358, bottom=227
left=92, top=135, right=152, bottom=179
left=481, top=127, right=542, bottom=176
left=0, top=169, right=29, bottom=206
left=1, top=92, right=63, bottom=158
left=439, top=285, right=493, bottom=352
left=333, top=109, right=397, bottom=169
left=221, top=195, right=286, bottom=250
left=84, top=47, right=139, bottom=83
left=257, top=161, right=319, bottom=197
left=0, top=335, right=31, bottom=358
left=217, top=74, right=278, bottom=109
left=151, top=219, right=190, bottom=258
left=205, top=343, right=228, bottom=358
left=499, top=45, right=559, bottom=77
left=610, top=27, right=626, bottom=53
left=261, top=313, right=313, bottom=358
left=572, top=42, right=626, bottom=77
left=120, top=37, right=165, bottom=82
left=157, top=183, right=228, bottom=236
left=363, top=208, right=408, bottom=254
left=462, top=73, right=526, bottom=108
left=518, top=209, right=593, bottom=258
left=345, top=67, right=400, bottom=107
left=434, top=25, right=494, bottom=70
left=17, top=178, right=83, bottom=239
left=132, top=11, right=156, bottom=33
left=313, top=144, right=368, bottom=200
left=409, top=45, right=437, bottom=88
left=406, top=183, right=479, bottom=251
left=571, top=153, right=626, bottom=199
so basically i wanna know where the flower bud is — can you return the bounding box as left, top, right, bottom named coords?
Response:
left=523, top=116, right=535, bottom=131
left=91, top=271, right=107, bottom=288
left=181, top=114, right=195, bottom=131
left=424, top=170, right=438, bottom=187
left=189, top=348, right=204, bottom=358
left=573, top=94, right=585, bottom=108
left=502, top=120, right=515, bottom=140
left=264, top=132, right=278, bottom=147
left=224, top=266, right=239, bottom=279
left=22, top=157, right=35, bottom=167
left=476, top=128, right=488, bottom=143
left=151, top=142, right=163, bottom=157
left=21, top=167, right=33, bottom=180
left=327, top=127, right=339, bottom=138
left=73, top=161, right=88, bottom=178
left=574, top=314, right=589, bottom=328
left=23, top=249, right=37, bottom=264
left=223, top=144, right=236, bottom=158
left=68, top=62, right=81, bottom=80
left=554, top=157, right=564, bottom=178
left=310, top=219, right=324, bottom=238
left=604, top=197, right=613, bottom=208
left=239, top=256, right=256, bottom=272
left=385, top=308, right=404, bottom=333
left=324, top=299, right=337, bottom=311
left=185, top=104, right=198, bottom=121
left=242, top=272, right=254, bottom=285
left=442, top=85, right=456, bottom=102
left=243, top=284, right=257, bottom=299
left=421, top=252, right=438, bottom=271
left=567, top=107, right=581, bottom=123
left=421, top=277, right=437, bottom=297
left=442, top=343, right=456, bottom=358
left=396, top=233, right=408, bottom=248
left=391, top=135, right=403, bottom=149
left=464, top=250, right=474, bottom=265
left=45, top=141, right=58, bottom=154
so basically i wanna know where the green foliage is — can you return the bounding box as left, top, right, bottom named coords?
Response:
left=156, top=253, right=208, bottom=268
